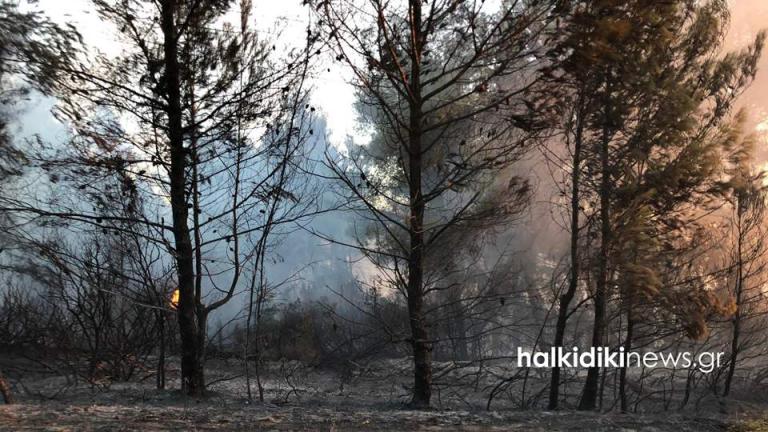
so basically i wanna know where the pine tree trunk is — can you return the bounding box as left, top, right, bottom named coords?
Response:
left=407, top=268, right=431, bottom=408
left=406, top=89, right=432, bottom=408
left=619, top=307, right=633, bottom=412
left=454, top=313, right=468, bottom=362
left=160, top=0, right=205, bottom=396
left=579, top=101, right=611, bottom=411
left=724, top=198, right=744, bottom=397
left=406, top=0, right=431, bottom=408
left=549, top=92, right=584, bottom=410
left=157, top=310, right=166, bottom=390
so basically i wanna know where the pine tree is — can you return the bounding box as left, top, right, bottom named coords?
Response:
left=719, top=115, right=767, bottom=397
left=315, top=0, right=558, bottom=407
left=545, top=0, right=764, bottom=410
left=4, top=0, right=317, bottom=395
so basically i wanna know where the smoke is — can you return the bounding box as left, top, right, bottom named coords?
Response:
left=5, top=0, right=768, bottom=334
left=727, top=0, right=768, bottom=159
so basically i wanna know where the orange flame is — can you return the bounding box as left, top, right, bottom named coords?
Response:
left=170, top=288, right=180, bottom=309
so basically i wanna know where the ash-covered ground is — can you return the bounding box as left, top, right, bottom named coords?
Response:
left=0, top=358, right=766, bottom=431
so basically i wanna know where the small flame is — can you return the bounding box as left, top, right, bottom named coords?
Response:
left=170, top=288, right=180, bottom=309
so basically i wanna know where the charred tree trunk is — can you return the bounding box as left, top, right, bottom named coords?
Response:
left=407, top=165, right=431, bottom=408
left=160, top=0, right=204, bottom=396
left=245, top=241, right=268, bottom=402
left=579, top=101, right=611, bottom=411
left=157, top=309, right=166, bottom=390
left=724, top=196, right=745, bottom=397
left=549, top=93, right=584, bottom=410
left=619, top=306, right=633, bottom=412
left=405, top=0, right=431, bottom=409
left=454, top=312, right=469, bottom=362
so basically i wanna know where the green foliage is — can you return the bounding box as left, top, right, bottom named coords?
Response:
left=555, top=0, right=764, bottom=340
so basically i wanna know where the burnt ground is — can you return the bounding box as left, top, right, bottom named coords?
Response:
left=1, top=358, right=767, bottom=431
left=0, top=403, right=741, bottom=431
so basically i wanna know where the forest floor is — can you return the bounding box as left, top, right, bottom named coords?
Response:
left=0, top=357, right=767, bottom=431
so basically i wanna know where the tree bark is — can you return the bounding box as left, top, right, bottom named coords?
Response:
left=157, top=309, right=166, bottom=390
left=454, top=311, right=468, bottom=362
left=405, top=0, right=431, bottom=409
left=619, top=306, right=633, bottom=412
left=549, top=92, right=584, bottom=410
left=724, top=195, right=744, bottom=397
left=160, top=0, right=204, bottom=396
left=579, top=100, right=611, bottom=411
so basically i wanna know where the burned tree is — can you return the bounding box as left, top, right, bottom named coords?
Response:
left=720, top=123, right=768, bottom=397
left=1, top=0, right=318, bottom=396
left=315, top=0, right=557, bottom=407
